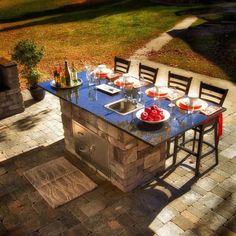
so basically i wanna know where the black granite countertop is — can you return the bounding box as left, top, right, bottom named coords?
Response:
left=39, top=71, right=225, bottom=146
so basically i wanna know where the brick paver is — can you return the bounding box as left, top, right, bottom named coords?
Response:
left=0, top=66, right=236, bottom=235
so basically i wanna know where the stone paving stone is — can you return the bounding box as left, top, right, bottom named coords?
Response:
left=200, top=211, right=227, bottom=231
left=220, top=147, right=236, bottom=159
left=57, top=211, right=80, bottom=230
left=215, top=226, right=236, bottom=236
left=220, top=178, right=236, bottom=193
left=157, top=206, right=178, bottom=223
left=231, top=172, right=236, bottom=181
left=192, top=226, right=214, bottom=236
left=61, top=223, right=91, bottom=236
left=2, top=213, right=21, bottom=231
left=212, top=185, right=231, bottom=199
left=196, top=177, right=218, bottom=191
left=228, top=192, right=236, bottom=205
left=31, top=200, right=59, bottom=225
left=188, top=206, right=206, bottom=219
left=181, top=210, right=199, bottom=224
left=213, top=199, right=235, bottom=220
left=107, top=220, right=122, bottom=231
left=157, top=221, right=184, bottom=236
left=192, top=202, right=209, bottom=215
left=208, top=171, right=227, bottom=183
left=79, top=199, right=107, bottom=217
left=181, top=190, right=202, bottom=206
left=225, top=215, right=236, bottom=233
left=172, top=214, right=195, bottom=231
left=0, top=222, right=7, bottom=236
left=0, top=151, right=7, bottom=162
left=215, top=168, right=231, bottom=178
left=198, top=192, right=224, bottom=210
left=218, top=161, right=236, bottom=175
left=221, top=135, right=236, bottom=146
left=0, top=167, right=7, bottom=176
left=169, top=199, right=188, bottom=213
left=180, top=229, right=198, bottom=236
left=190, top=184, right=208, bottom=196
left=148, top=217, right=164, bottom=234
left=37, top=221, right=67, bottom=236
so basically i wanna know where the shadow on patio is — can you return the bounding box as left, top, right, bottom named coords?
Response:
left=1, top=136, right=233, bottom=235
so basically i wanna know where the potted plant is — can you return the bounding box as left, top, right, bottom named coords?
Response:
left=11, top=39, right=45, bottom=101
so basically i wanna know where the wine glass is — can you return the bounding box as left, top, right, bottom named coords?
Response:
left=107, top=69, right=115, bottom=86
left=168, top=87, right=177, bottom=107
left=137, top=76, right=145, bottom=105
left=85, top=65, right=92, bottom=84
left=123, top=76, right=134, bottom=102
left=185, top=96, right=194, bottom=115
left=153, top=85, right=159, bottom=105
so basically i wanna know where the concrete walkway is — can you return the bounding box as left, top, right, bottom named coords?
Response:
left=131, top=16, right=198, bottom=60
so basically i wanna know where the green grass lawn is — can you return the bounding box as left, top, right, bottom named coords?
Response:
left=148, top=6, right=236, bottom=82
left=0, top=0, right=191, bottom=88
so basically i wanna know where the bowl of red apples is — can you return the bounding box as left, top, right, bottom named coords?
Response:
left=136, top=104, right=170, bottom=124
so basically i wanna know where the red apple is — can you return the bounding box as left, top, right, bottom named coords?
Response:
left=144, top=107, right=152, bottom=114
left=141, top=111, right=148, bottom=120
left=150, top=109, right=158, bottom=118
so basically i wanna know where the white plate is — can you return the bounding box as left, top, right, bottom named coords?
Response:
left=50, top=78, right=82, bottom=89
left=176, top=97, right=208, bottom=111
left=114, top=76, right=140, bottom=88
left=145, top=87, right=171, bottom=98
left=96, top=84, right=121, bottom=95
left=136, top=108, right=170, bottom=124
left=94, top=67, right=112, bottom=75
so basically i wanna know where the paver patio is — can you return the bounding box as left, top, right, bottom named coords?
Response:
left=0, top=62, right=235, bottom=235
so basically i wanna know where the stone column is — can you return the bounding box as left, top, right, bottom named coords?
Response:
left=0, top=58, right=24, bottom=119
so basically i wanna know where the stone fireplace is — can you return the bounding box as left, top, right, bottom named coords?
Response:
left=0, top=57, right=24, bottom=119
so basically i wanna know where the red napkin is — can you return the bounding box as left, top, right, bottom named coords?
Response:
left=98, top=72, right=108, bottom=78
left=147, top=90, right=168, bottom=98
left=115, top=80, right=123, bottom=87
left=107, top=73, right=121, bottom=81
left=178, top=102, right=202, bottom=111
left=218, top=113, right=223, bottom=141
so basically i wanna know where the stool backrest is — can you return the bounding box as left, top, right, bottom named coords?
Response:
left=114, top=56, right=131, bottom=74
left=139, top=63, right=158, bottom=84
left=168, top=71, right=192, bottom=94
left=199, top=82, right=228, bottom=106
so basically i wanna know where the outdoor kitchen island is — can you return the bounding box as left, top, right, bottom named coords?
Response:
left=39, top=71, right=212, bottom=192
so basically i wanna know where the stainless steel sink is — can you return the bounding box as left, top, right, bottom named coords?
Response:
left=104, top=98, right=144, bottom=116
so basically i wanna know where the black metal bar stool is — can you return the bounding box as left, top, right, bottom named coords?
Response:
left=166, top=71, right=193, bottom=160
left=172, top=82, right=228, bottom=175
left=168, top=71, right=193, bottom=94
left=139, top=63, right=159, bottom=84
left=114, top=56, right=131, bottom=74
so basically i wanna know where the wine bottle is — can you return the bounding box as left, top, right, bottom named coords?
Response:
left=64, top=61, right=71, bottom=86
left=71, top=62, right=77, bottom=81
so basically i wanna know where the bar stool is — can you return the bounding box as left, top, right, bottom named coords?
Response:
left=139, top=63, right=159, bottom=84
left=173, top=82, right=228, bottom=175
left=114, top=56, right=131, bottom=74
left=166, top=71, right=193, bottom=159
left=168, top=71, right=192, bottom=94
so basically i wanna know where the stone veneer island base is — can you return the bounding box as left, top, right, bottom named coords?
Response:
left=60, top=99, right=166, bottom=192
